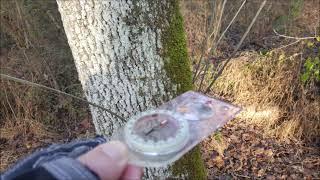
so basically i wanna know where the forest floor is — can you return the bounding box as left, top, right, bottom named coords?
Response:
left=201, top=119, right=320, bottom=179
left=182, top=1, right=320, bottom=179
left=1, top=112, right=319, bottom=179
left=1, top=0, right=320, bottom=179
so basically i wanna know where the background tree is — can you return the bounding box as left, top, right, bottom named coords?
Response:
left=56, top=0, right=206, bottom=179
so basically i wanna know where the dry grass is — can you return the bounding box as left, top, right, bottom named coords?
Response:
left=0, top=117, right=61, bottom=171
left=212, top=51, right=320, bottom=142
left=182, top=0, right=320, bottom=143
left=0, top=0, right=92, bottom=171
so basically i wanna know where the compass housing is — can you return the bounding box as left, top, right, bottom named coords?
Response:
left=124, top=110, right=189, bottom=156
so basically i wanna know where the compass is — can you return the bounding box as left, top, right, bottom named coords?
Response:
left=124, top=110, right=189, bottom=156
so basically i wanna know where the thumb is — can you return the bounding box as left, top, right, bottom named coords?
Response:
left=78, top=141, right=128, bottom=180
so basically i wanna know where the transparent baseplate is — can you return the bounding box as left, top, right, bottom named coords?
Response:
left=112, top=91, right=241, bottom=167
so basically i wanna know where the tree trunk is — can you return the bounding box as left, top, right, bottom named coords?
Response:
left=56, top=0, right=206, bottom=179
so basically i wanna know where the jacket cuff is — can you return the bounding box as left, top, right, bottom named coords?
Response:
left=41, top=157, right=99, bottom=180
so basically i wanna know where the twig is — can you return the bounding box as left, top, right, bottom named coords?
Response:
left=14, top=0, right=33, bottom=49
left=197, top=0, right=246, bottom=91
left=193, top=47, right=206, bottom=82
left=22, top=49, right=60, bottom=90
left=205, top=0, right=268, bottom=94
left=273, top=29, right=317, bottom=40
left=193, top=1, right=217, bottom=82
left=208, top=0, right=247, bottom=53
left=208, top=0, right=228, bottom=41
left=198, top=0, right=228, bottom=91
left=195, top=0, right=246, bottom=87
left=3, top=88, right=18, bottom=121
left=193, top=0, right=227, bottom=82
left=46, top=10, right=62, bottom=30
left=0, top=74, right=125, bottom=121
left=269, top=39, right=301, bottom=53
left=197, top=60, right=210, bottom=91
left=233, top=172, right=251, bottom=178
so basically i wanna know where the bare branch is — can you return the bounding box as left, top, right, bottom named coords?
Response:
left=205, top=0, right=268, bottom=93
left=198, top=0, right=227, bottom=91
left=273, top=29, right=317, bottom=40
left=208, top=0, right=247, bottom=53
left=193, top=0, right=227, bottom=83
left=194, top=0, right=246, bottom=84
left=270, top=39, right=301, bottom=53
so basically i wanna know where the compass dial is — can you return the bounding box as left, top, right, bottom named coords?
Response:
left=124, top=110, right=189, bottom=156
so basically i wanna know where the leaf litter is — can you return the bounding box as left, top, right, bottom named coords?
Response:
left=201, top=118, right=320, bottom=179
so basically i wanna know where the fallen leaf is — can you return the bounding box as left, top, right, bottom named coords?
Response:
left=80, top=118, right=91, bottom=130
left=254, top=148, right=265, bottom=155
left=212, top=156, right=225, bottom=169
left=257, top=169, right=265, bottom=177
left=265, top=149, right=273, bottom=157
left=229, top=134, right=238, bottom=142
left=266, top=175, right=276, bottom=180
left=26, top=143, right=31, bottom=149
left=242, top=133, right=251, bottom=141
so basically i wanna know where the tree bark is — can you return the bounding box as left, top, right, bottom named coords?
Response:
left=56, top=0, right=206, bottom=179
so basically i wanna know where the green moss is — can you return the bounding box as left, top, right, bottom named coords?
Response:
left=172, top=146, right=207, bottom=179
left=161, top=1, right=207, bottom=179
left=162, top=1, right=193, bottom=95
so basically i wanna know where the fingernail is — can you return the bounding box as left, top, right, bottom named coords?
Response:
left=101, top=141, right=128, bottom=166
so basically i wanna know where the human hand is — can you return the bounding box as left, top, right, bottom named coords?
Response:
left=78, top=141, right=143, bottom=180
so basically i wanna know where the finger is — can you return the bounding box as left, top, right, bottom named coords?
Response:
left=120, top=165, right=143, bottom=180
left=78, top=141, right=128, bottom=180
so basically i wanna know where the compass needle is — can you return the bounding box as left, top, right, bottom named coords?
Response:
left=124, top=110, right=190, bottom=156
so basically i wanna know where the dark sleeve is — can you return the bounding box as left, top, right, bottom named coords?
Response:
left=2, top=136, right=105, bottom=180
left=10, top=157, right=99, bottom=180
left=11, top=167, right=56, bottom=180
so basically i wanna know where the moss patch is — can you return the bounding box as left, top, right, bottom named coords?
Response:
left=161, top=1, right=207, bottom=179
left=172, top=146, right=207, bottom=179
left=162, top=1, right=193, bottom=95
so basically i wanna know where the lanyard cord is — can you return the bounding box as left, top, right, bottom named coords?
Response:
left=0, top=73, right=125, bottom=121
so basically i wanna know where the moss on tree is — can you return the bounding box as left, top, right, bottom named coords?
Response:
left=162, top=1, right=193, bottom=95
left=162, top=1, right=207, bottom=179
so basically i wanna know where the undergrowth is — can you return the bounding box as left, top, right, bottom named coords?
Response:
left=182, top=0, right=320, bottom=144
left=0, top=1, right=91, bottom=171
left=212, top=41, right=320, bottom=143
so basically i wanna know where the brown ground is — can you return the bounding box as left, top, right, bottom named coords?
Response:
left=1, top=0, right=320, bottom=179
left=202, top=119, right=320, bottom=179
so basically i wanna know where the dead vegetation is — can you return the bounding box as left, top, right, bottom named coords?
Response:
left=182, top=0, right=320, bottom=143
left=182, top=0, right=320, bottom=178
left=0, top=0, right=319, bottom=178
left=212, top=49, right=319, bottom=142
left=0, top=0, right=94, bottom=171
left=202, top=120, right=320, bottom=178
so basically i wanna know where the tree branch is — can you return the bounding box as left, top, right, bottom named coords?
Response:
left=273, top=29, right=318, bottom=40
left=205, top=0, right=267, bottom=94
